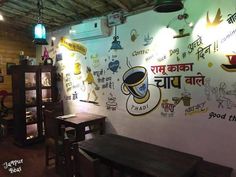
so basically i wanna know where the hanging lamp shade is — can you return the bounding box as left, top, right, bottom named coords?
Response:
left=33, top=0, right=48, bottom=45
left=33, top=23, right=48, bottom=45
left=154, top=0, right=183, bottom=13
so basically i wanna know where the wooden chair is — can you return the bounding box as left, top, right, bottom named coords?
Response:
left=44, top=109, right=74, bottom=171
left=44, top=109, right=61, bottom=167
left=43, top=100, right=75, bottom=137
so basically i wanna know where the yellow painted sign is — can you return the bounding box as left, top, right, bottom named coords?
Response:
left=59, top=37, right=87, bottom=55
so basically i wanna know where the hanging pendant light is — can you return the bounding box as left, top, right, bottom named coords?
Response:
left=154, top=0, right=183, bottom=13
left=33, top=0, right=48, bottom=45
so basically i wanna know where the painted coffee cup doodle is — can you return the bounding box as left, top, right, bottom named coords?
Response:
left=121, top=66, right=150, bottom=104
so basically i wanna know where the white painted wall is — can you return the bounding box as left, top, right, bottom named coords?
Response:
left=47, top=0, right=236, bottom=176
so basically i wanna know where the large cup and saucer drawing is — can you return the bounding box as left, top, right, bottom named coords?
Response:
left=121, top=66, right=161, bottom=116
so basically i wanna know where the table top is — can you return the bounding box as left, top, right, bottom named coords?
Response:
left=56, top=112, right=106, bottom=125
left=79, top=134, right=202, bottom=177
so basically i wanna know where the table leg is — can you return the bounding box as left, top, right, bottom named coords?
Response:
left=76, top=125, right=85, bottom=141
left=100, top=119, right=105, bottom=135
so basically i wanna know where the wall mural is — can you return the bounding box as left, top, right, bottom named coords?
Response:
left=121, top=8, right=232, bottom=116
left=142, top=7, right=235, bottom=118
left=50, top=5, right=236, bottom=119
left=47, top=5, right=236, bottom=173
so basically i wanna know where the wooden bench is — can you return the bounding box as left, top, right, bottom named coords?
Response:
left=194, top=161, right=233, bottom=177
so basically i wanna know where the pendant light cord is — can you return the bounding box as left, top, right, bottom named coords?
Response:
left=37, top=0, right=43, bottom=23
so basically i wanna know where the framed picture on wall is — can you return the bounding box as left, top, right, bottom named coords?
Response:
left=6, top=62, right=16, bottom=75
left=0, top=76, right=4, bottom=83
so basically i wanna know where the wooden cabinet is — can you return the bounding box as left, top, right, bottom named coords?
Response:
left=11, top=65, right=57, bottom=146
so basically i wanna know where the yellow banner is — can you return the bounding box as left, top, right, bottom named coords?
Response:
left=59, top=37, right=87, bottom=55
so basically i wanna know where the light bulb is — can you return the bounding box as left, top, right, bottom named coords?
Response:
left=0, top=13, right=4, bottom=21
left=51, top=36, right=56, bottom=41
left=188, top=22, right=194, bottom=28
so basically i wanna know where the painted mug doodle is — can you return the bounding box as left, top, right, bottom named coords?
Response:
left=226, top=54, right=236, bottom=65
left=122, top=66, right=149, bottom=104
left=221, top=54, right=236, bottom=72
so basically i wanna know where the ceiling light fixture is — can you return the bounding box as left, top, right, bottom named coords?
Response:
left=33, top=0, right=48, bottom=45
left=154, top=0, right=184, bottom=13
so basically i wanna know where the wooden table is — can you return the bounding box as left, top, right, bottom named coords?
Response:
left=79, top=134, right=203, bottom=177
left=57, top=112, right=106, bottom=141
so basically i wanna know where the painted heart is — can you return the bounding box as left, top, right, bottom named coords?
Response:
left=108, top=60, right=119, bottom=73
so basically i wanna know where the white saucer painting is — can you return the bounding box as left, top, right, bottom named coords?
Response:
left=126, top=84, right=161, bottom=116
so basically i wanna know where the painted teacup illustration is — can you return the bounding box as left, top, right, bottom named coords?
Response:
left=122, top=66, right=150, bottom=104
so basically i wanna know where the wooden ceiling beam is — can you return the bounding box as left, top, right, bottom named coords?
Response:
left=111, top=0, right=130, bottom=11
left=73, top=0, right=104, bottom=17
left=1, top=5, right=65, bottom=25
left=132, top=1, right=155, bottom=11
left=0, top=0, right=8, bottom=6
left=0, top=0, right=155, bottom=31
left=144, top=0, right=151, bottom=4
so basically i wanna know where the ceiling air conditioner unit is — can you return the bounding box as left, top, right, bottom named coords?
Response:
left=70, top=18, right=112, bottom=41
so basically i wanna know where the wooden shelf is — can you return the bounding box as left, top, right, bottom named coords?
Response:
left=26, top=120, right=38, bottom=125
left=41, top=86, right=52, bottom=89
left=25, top=87, right=37, bottom=90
